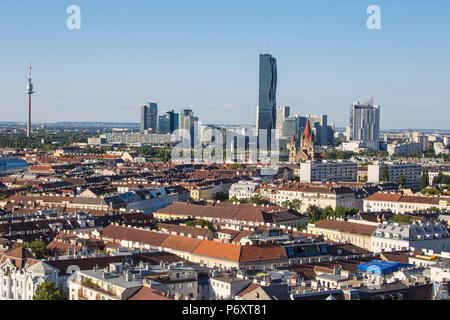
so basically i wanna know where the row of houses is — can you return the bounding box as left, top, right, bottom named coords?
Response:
left=364, top=193, right=450, bottom=214
left=307, top=218, right=450, bottom=254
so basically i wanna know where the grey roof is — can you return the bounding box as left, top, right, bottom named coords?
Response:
left=260, top=284, right=290, bottom=300
left=28, top=261, right=58, bottom=274
left=70, top=197, right=108, bottom=206
left=80, top=269, right=143, bottom=289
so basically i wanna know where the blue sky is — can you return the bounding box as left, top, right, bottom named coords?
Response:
left=0, top=0, right=449, bottom=129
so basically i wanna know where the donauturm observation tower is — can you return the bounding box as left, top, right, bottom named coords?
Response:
left=26, top=61, right=34, bottom=138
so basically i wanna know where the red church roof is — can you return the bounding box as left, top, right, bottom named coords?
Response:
left=303, top=120, right=314, bottom=142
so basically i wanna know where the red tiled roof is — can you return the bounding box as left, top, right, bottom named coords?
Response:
left=128, top=285, right=171, bottom=300
left=192, top=241, right=241, bottom=262
left=239, top=245, right=287, bottom=262
left=101, top=225, right=169, bottom=247
left=364, top=193, right=403, bottom=202
left=313, top=219, right=377, bottom=236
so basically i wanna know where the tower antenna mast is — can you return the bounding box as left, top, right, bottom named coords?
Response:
left=26, top=60, right=35, bottom=138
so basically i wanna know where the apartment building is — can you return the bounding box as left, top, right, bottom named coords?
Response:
left=208, top=274, right=252, bottom=300
left=307, top=219, right=377, bottom=251
left=0, top=247, right=59, bottom=300
left=154, top=202, right=308, bottom=228
left=371, top=221, right=450, bottom=254
left=368, top=162, right=422, bottom=191
left=258, top=184, right=357, bottom=211
left=68, top=261, right=196, bottom=300
left=299, top=160, right=358, bottom=183
left=363, top=193, right=450, bottom=214
left=228, top=181, right=260, bottom=200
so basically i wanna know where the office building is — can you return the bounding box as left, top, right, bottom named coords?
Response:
left=179, top=109, right=199, bottom=147
left=141, top=102, right=158, bottom=132
left=158, top=110, right=179, bottom=134
left=306, top=114, right=328, bottom=146
left=276, top=106, right=290, bottom=137
left=349, top=101, right=381, bottom=152
left=279, top=116, right=300, bottom=147
left=256, top=51, right=277, bottom=147
left=327, top=124, right=335, bottom=146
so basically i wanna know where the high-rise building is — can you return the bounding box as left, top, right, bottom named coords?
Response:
left=179, top=109, right=198, bottom=147
left=280, top=116, right=299, bottom=140
left=276, top=106, right=290, bottom=126
left=306, top=114, right=328, bottom=146
left=256, top=51, right=277, bottom=147
left=349, top=101, right=381, bottom=152
left=141, top=102, right=158, bottom=132
left=327, top=124, right=335, bottom=146
left=158, top=110, right=179, bottom=134
left=276, top=106, right=290, bottom=139
left=26, top=62, right=34, bottom=138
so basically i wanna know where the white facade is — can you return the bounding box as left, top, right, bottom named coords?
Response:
left=0, top=260, right=59, bottom=300
left=259, top=185, right=357, bottom=211
left=341, top=141, right=369, bottom=153
left=387, top=142, right=424, bottom=156
left=349, top=102, right=380, bottom=152
left=371, top=221, right=450, bottom=254
left=368, top=162, right=422, bottom=190
left=299, top=160, right=357, bottom=183
left=209, top=276, right=251, bottom=300
left=228, top=181, right=260, bottom=200
left=434, top=142, right=449, bottom=156
left=363, top=194, right=449, bottom=214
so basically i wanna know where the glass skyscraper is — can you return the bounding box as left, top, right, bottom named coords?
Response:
left=141, top=102, right=158, bottom=132
left=158, top=110, right=179, bottom=134
left=179, top=109, right=198, bottom=148
left=349, top=102, right=381, bottom=151
left=256, top=53, right=277, bottom=147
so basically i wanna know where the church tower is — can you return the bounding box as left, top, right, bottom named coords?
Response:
left=301, top=119, right=315, bottom=160
left=288, top=134, right=297, bottom=162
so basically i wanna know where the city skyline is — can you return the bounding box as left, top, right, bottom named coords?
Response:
left=0, top=1, right=449, bottom=129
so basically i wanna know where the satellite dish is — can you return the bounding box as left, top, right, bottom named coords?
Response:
left=337, top=249, right=343, bottom=255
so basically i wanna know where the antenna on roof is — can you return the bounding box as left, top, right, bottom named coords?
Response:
left=267, top=41, right=270, bottom=54
left=364, top=90, right=375, bottom=106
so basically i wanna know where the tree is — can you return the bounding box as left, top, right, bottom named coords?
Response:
left=389, top=215, right=413, bottom=225
left=249, top=194, right=269, bottom=206
left=397, top=174, right=406, bottom=188
left=433, top=172, right=450, bottom=185
left=20, top=240, right=49, bottom=260
left=321, top=206, right=335, bottom=220
left=381, top=166, right=390, bottom=182
left=421, top=170, right=430, bottom=190
left=186, top=220, right=216, bottom=232
left=281, top=199, right=303, bottom=212
left=305, top=205, right=322, bottom=223
left=228, top=163, right=245, bottom=170
left=334, top=206, right=347, bottom=217
left=33, top=282, right=67, bottom=300
left=215, top=192, right=228, bottom=201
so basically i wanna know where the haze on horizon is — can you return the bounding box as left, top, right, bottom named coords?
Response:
left=0, top=0, right=449, bottom=130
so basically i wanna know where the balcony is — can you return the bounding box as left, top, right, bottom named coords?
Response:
left=79, top=279, right=119, bottom=300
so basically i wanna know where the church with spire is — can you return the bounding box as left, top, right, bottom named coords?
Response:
left=288, top=119, right=323, bottom=162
